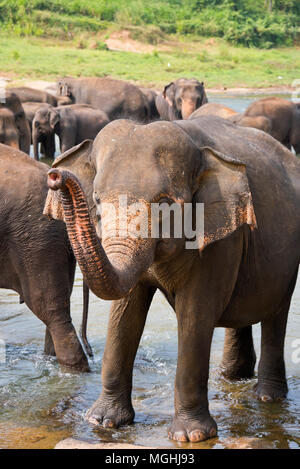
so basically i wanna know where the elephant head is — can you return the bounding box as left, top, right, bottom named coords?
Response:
left=33, top=105, right=57, bottom=160
left=44, top=120, right=256, bottom=302
left=0, top=108, right=19, bottom=149
left=57, top=80, right=73, bottom=100
left=162, top=78, right=208, bottom=119
left=1, top=91, right=31, bottom=154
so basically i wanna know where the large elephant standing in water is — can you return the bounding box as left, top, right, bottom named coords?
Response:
left=155, top=78, right=208, bottom=120
left=0, top=145, right=89, bottom=372
left=46, top=116, right=300, bottom=442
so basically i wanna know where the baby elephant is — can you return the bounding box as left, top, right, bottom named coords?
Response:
left=33, top=104, right=109, bottom=160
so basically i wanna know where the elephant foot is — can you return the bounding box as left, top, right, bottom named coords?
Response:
left=254, top=380, right=288, bottom=402
left=168, top=413, right=217, bottom=442
left=220, top=360, right=255, bottom=381
left=86, top=395, right=134, bottom=429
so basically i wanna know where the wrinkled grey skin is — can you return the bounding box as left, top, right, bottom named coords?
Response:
left=9, top=87, right=72, bottom=107
left=33, top=104, right=109, bottom=160
left=0, top=144, right=89, bottom=372
left=46, top=116, right=300, bottom=443
left=57, top=78, right=149, bottom=121
left=0, top=91, right=31, bottom=154
left=140, top=87, right=160, bottom=120
left=155, top=78, right=208, bottom=120
left=244, top=97, right=300, bottom=154
left=0, top=107, right=19, bottom=148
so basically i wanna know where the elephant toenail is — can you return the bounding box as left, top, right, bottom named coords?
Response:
left=189, top=430, right=206, bottom=442
left=103, top=418, right=115, bottom=428
left=88, top=416, right=101, bottom=426
left=173, top=431, right=188, bottom=442
left=261, top=395, right=272, bottom=402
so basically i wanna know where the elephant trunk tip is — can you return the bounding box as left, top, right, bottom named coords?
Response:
left=48, top=169, right=63, bottom=191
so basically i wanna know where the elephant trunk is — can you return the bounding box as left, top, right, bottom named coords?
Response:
left=181, top=99, right=198, bottom=120
left=47, top=169, right=154, bottom=301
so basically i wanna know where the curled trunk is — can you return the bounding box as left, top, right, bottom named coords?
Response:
left=47, top=169, right=154, bottom=301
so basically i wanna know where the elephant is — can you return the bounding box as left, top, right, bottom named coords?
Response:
left=139, top=87, right=160, bottom=120
left=9, top=87, right=72, bottom=107
left=0, top=91, right=31, bottom=154
left=0, top=107, right=19, bottom=148
left=22, top=102, right=54, bottom=159
left=45, top=116, right=300, bottom=442
left=32, top=104, right=109, bottom=161
left=190, top=103, right=272, bottom=135
left=244, top=97, right=300, bottom=153
left=189, top=102, right=238, bottom=119
left=56, top=78, right=149, bottom=121
left=228, top=113, right=272, bottom=134
left=0, top=144, right=90, bottom=372
left=155, top=78, right=208, bottom=120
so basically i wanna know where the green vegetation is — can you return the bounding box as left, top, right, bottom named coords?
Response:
left=1, top=35, right=299, bottom=89
left=0, top=0, right=299, bottom=48
left=0, top=1, right=299, bottom=89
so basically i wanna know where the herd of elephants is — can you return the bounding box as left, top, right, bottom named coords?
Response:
left=0, top=76, right=300, bottom=444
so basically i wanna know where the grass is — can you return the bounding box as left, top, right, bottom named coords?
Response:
left=0, top=34, right=299, bottom=89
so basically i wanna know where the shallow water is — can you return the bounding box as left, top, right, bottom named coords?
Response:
left=1, top=95, right=299, bottom=449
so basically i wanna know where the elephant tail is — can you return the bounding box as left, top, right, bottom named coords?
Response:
left=80, top=282, right=93, bottom=358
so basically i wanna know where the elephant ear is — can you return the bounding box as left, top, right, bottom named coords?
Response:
left=195, top=147, right=257, bottom=251
left=49, top=109, right=60, bottom=129
left=163, top=82, right=175, bottom=107
left=43, top=139, right=96, bottom=224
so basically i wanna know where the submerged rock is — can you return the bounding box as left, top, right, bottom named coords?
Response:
left=55, top=437, right=159, bottom=449
left=222, top=437, right=274, bottom=449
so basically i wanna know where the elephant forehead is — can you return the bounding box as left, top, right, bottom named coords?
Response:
left=97, top=120, right=196, bottom=166
left=94, top=121, right=196, bottom=199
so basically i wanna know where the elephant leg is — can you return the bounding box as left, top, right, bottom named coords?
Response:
left=87, top=283, right=156, bottom=428
left=221, top=327, right=256, bottom=380
left=28, top=292, right=89, bottom=372
left=44, top=327, right=56, bottom=357
left=255, top=301, right=290, bottom=402
left=44, top=308, right=89, bottom=372
left=168, top=291, right=217, bottom=443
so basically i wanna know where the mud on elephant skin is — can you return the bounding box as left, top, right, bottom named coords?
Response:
left=0, top=144, right=89, bottom=372
left=155, top=78, right=208, bottom=120
left=45, top=116, right=300, bottom=442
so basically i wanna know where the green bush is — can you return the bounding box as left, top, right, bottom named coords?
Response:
left=0, top=0, right=299, bottom=47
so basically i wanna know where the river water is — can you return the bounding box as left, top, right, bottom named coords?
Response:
left=0, top=95, right=299, bottom=449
